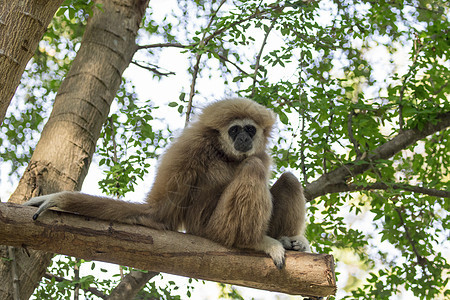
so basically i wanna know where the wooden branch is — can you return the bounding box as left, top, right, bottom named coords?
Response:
left=0, top=203, right=336, bottom=298
left=304, top=111, right=450, bottom=201
left=108, top=270, right=159, bottom=300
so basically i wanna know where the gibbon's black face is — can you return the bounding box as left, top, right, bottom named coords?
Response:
left=228, top=124, right=257, bottom=152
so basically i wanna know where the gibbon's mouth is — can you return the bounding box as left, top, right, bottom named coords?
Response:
left=234, top=143, right=252, bottom=153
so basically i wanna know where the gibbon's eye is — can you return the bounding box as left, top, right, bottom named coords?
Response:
left=243, top=125, right=256, bottom=138
left=228, top=125, right=241, bottom=140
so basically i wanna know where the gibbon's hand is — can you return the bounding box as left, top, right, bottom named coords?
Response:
left=24, top=194, right=60, bottom=220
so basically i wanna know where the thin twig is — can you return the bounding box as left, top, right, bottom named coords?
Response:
left=211, top=51, right=250, bottom=76
left=186, top=1, right=286, bottom=121
left=186, top=53, right=202, bottom=126
left=394, top=207, right=429, bottom=273
left=131, top=60, right=176, bottom=76
left=201, top=6, right=274, bottom=48
left=108, top=116, right=123, bottom=195
left=137, top=42, right=191, bottom=50
left=321, top=82, right=335, bottom=173
left=428, top=82, right=449, bottom=101
left=347, top=182, right=450, bottom=198
left=298, top=54, right=308, bottom=184
left=347, top=110, right=362, bottom=159
left=251, top=17, right=277, bottom=98
left=186, top=0, right=227, bottom=126
left=137, top=5, right=279, bottom=53
left=137, top=4, right=284, bottom=52
left=44, top=273, right=107, bottom=299
left=398, top=37, right=424, bottom=132
left=109, top=117, right=118, bottom=164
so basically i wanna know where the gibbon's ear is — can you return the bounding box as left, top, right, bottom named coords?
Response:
left=199, top=98, right=276, bottom=133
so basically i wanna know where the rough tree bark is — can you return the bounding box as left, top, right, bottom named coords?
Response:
left=0, top=0, right=150, bottom=299
left=0, top=0, right=64, bottom=125
left=0, top=203, right=337, bottom=298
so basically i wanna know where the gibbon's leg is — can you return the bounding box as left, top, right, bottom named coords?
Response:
left=268, top=172, right=311, bottom=252
left=206, top=156, right=286, bottom=269
left=24, top=192, right=167, bottom=230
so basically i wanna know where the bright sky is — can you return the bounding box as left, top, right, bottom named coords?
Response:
left=1, top=0, right=439, bottom=299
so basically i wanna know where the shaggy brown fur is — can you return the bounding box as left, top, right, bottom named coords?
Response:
left=25, top=98, right=310, bottom=268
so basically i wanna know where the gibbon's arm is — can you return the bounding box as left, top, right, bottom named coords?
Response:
left=206, top=156, right=287, bottom=269
left=24, top=192, right=166, bottom=230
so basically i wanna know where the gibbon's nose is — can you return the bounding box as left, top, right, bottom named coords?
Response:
left=234, top=132, right=252, bottom=152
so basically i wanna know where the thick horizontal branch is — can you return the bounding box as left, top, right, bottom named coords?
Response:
left=304, top=111, right=450, bottom=201
left=0, top=203, right=336, bottom=298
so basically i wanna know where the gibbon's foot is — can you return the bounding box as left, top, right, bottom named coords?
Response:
left=270, top=246, right=286, bottom=269
left=252, top=235, right=286, bottom=269
left=279, top=235, right=311, bottom=252
left=24, top=194, right=59, bottom=220
left=273, top=250, right=286, bottom=269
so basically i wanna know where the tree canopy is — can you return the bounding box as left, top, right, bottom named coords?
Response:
left=0, top=0, right=449, bottom=299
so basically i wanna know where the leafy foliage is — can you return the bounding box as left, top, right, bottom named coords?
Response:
left=2, top=0, right=449, bottom=299
left=96, top=80, right=167, bottom=198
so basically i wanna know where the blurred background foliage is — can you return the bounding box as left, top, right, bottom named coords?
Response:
left=1, top=0, right=449, bottom=299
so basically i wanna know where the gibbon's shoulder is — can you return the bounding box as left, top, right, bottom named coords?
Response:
left=198, top=98, right=276, bottom=130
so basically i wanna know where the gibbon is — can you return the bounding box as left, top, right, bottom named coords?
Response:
left=25, top=98, right=310, bottom=268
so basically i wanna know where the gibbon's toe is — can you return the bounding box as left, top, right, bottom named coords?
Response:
left=24, top=196, right=47, bottom=207
left=279, top=236, right=294, bottom=250
left=291, top=240, right=309, bottom=252
left=291, top=235, right=311, bottom=253
left=274, top=255, right=286, bottom=269
left=279, top=235, right=311, bottom=253
left=269, top=243, right=286, bottom=269
left=256, top=236, right=287, bottom=269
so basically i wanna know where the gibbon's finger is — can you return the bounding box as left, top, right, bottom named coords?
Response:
left=24, top=195, right=58, bottom=220
left=23, top=195, right=48, bottom=207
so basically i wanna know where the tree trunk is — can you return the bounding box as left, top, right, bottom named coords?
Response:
left=0, top=0, right=149, bottom=299
left=0, top=0, right=64, bottom=125
left=0, top=203, right=337, bottom=298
